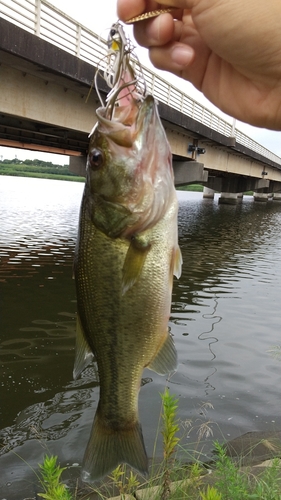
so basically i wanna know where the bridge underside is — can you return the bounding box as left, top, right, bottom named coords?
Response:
left=0, top=113, right=88, bottom=156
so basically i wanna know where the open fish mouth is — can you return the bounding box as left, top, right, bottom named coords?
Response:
left=87, top=21, right=148, bottom=148
left=89, top=23, right=161, bottom=165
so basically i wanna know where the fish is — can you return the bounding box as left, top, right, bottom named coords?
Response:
left=73, top=22, right=182, bottom=483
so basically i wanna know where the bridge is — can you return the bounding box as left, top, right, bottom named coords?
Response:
left=1, top=0, right=281, bottom=202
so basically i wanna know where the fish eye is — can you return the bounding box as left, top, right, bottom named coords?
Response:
left=89, top=149, right=104, bottom=170
left=110, top=28, right=116, bottom=37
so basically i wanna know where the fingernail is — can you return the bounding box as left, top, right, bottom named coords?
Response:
left=171, top=45, right=194, bottom=66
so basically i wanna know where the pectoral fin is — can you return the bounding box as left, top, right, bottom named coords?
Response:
left=73, top=314, right=94, bottom=380
left=147, top=332, right=178, bottom=375
left=122, top=236, right=151, bottom=295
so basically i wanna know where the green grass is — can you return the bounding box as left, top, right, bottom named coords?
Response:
left=207, top=442, right=281, bottom=500
left=0, top=163, right=85, bottom=182
left=1, top=163, right=256, bottom=192
left=176, top=185, right=255, bottom=195
left=0, top=170, right=85, bottom=182
left=36, top=389, right=281, bottom=499
left=38, top=455, right=73, bottom=500
left=176, top=184, right=204, bottom=192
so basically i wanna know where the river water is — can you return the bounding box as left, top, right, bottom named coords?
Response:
left=0, top=176, right=280, bottom=498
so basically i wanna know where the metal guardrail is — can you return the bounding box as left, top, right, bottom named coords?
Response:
left=1, top=0, right=281, bottom=165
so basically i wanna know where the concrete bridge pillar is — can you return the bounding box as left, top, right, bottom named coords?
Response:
left=218, top=192, right=238, bottom=205
left=203, top=187, right=215, bottom=199
left=253, top=192, right=269, bottom=202
left=273, top=192, right=281, bottom=201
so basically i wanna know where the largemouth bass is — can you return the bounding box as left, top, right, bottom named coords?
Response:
left=74, top=23, right=182, bottom=483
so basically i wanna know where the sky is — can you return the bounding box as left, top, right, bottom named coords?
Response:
left=1, top=0, right=281, bottom=164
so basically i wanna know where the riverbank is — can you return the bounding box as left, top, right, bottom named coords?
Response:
left=86, top=432, right=281, bottom=499
left=0, top=162, right=85, bottom=182
left=0, top=162, right=257, bottom=195
left=0, top=162, right=207, bottom=189
left=37, top=431, right=281, bottom=500
left=0, top=169, right=207, bottom=191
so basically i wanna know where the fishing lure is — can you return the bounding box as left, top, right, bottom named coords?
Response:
left=95, top=21, right=146, bottom=113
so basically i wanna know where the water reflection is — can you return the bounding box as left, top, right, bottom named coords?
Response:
left=168, top=193, right=281, bottom=449
left=0, top=383, right=96, bottom=456
left=0, top=179, right=281, bottom=498
left=0, top=178, right=83, bottom=431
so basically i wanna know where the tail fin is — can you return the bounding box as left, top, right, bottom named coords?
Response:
left=81, top=409, right=148, bottom=483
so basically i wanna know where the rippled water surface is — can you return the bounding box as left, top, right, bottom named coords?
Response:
left=0, top=177, right=281, bottom=498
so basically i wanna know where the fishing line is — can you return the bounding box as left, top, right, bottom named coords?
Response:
left=198, top=292, right=221, bottom=361
left=195, top=292, right=222, bottom=394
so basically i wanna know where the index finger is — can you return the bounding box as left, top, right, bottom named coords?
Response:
left=117, top=0, right=153, bottom=22
left=124, top=8, right=174, bottom=24
left=117, top=0, right=190, bottom=23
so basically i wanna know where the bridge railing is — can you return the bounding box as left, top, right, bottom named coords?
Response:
left=1, top=0, right=281, bottom=165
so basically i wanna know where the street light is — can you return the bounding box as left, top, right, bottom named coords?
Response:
left=188, top=145, right=206, bottom=155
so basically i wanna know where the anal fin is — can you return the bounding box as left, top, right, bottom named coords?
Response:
left=73, top=314, right=94, bottom=380
left=147, top=332, right=177, bottom=375
left=172, top=245, right=182, bottom=279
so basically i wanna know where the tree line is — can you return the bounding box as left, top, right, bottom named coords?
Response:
left=0, top=158, right=85, bottom=182
left=0, top=158, right=69, bottom=168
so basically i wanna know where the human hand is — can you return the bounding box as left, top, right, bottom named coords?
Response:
left=117, top=0, right=281, bottom=130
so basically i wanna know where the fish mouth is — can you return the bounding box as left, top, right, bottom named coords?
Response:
left=91, top=21, right=152, bottom=148
left=135, top=95, right=156, bottom=140
left=95, top=94, right=157, bottom=149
